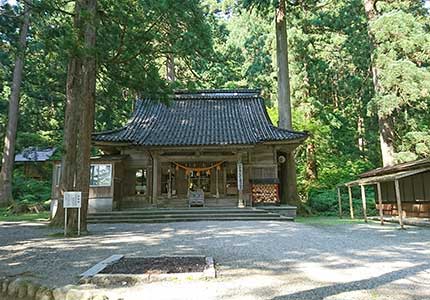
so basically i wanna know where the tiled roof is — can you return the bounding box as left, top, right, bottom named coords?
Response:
left=15, top=147, right=56, bottom=162
left=93, top=89, right=307, bottom=147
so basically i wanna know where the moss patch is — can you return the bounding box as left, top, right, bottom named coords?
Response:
left=295, top=216, right=366, bottom=226
left=0, top=208, right=49, bottom=222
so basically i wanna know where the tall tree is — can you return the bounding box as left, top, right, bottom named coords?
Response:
left=0, top=0, right=30, bottom=206
left=51, top=0, right=97, bottom=232
left=275, top=0, right=299, bottom=205
left=242, top=0, right=299, bottom=205
left=363, top=0, right=395, bottom=167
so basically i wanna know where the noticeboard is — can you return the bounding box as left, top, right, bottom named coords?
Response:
left=64, top=191, right=82, bottom=208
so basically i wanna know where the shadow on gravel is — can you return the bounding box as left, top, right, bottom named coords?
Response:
left=272, top=263, right=430, bottom=300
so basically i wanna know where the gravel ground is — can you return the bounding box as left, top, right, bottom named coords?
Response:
left=1, top=220, right=430, bottom=300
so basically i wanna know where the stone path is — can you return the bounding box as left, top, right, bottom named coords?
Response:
left=1, top=220, right=430, bottom=299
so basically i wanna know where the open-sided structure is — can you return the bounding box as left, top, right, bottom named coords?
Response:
left=51, top=89, right=307, bottom=213
left=338, top=158, right=430, bottom=228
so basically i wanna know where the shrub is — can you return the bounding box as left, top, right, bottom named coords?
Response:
left=10, top=168, right=51, bottom=213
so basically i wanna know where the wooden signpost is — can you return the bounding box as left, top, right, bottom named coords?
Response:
left=64, top=191, right=82, bottom=236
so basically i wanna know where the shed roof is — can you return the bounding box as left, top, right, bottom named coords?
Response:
left=15, top=147, right=56, bottom=162
left=93, top=89, right=307, bottom=147
left=343, top=167, right=430, bottom=187
left=359, top=158, right=430, bottom=178
left=339, top=157, right=430, bottom=188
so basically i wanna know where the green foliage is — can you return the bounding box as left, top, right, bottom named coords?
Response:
left=306, top=187, right=377, bottom=217
left=12, top=168, right=51, bottom=205
left=0, top=207, right=49, bottom=222
left=295, top=216, right=366, bottom=226
left=1, top=0, right=429, bottom=217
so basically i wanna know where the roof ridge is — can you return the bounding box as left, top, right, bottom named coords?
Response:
left=174, top=88, right=261, bottom=95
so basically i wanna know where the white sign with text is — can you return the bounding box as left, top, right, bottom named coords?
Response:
left=237, top=162, right=243, bottom=191
left=64, top=192, right=82, bottom=208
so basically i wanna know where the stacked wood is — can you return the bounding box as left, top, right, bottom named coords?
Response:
left=251, top=184, right=279, bottom=205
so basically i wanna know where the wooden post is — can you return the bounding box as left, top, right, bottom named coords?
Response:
left=377, top=182, right=384, bottom=225
left=237, top=154, right=244, bottom=208
left=360, top=185, right=368, bottom=223
left=167, top=168, right=172, bottom=199
left=215, top=167, right=219, bottom=198
left=152, top=154, right=158, bottom=205
left=394, top=179, right=404, bottom=229
left=337, top=187, right=343, bottom=219
left=348, top=186, right=354, bottom=219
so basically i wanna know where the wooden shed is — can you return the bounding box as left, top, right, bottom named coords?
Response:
left=339, top=158, right=430, bottom=228
left=15, top=147, right=56, bottom=179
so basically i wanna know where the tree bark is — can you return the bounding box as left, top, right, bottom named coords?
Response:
left=0, top=1, right=30, bottom=206
left=363, top=0, right=395, bottom=166
left=166, top=53, right=176, bottom=82
left=276, top=0, right=292, bottom=130
left=50, top=0, right=97, bottom=232
left=76, top=0, right=97, bottom=232
left=276, top=0, right=299, bottom=206
left=50, top=59, right=82, bottom=226
left=305, top=142, right=317, bottom=181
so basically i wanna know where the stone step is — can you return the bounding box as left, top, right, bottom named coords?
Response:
left=89, top=208, right=270, bottom=216
left=87, top=216, right=293, bottom=224
left=88, top=212, right=275, bottom=220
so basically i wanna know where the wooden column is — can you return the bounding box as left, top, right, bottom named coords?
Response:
left=337, top=187, right=342, bottom=219
left=360, top=185, right=368, bottom=223
left=394, top=179, right=404, bottom=229
left=167, top=168, right=172, bottom=199
left=215, top=167, right=220, bottom=198
left=237, top=154, right=244, bottom=208
left=348, top=186, right=354, bottom=219
left=377, top=182, right=384, bottom=225
left=152, top=154, right=158, bottom=205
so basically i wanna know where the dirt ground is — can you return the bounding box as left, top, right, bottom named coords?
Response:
left=1, top=220, right=430, bottom=299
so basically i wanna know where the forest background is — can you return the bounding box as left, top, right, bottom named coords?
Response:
left=1, top=0, right=429, bottom=216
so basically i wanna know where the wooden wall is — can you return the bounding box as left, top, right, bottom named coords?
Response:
left=378, top=171, right=430, bottom=217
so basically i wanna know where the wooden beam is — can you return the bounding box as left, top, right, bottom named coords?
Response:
left=348, top=186, right=354, bottom=219
left=394, top=179, right=404, bottom=229
left=360, top=185, right=368, bottom=223
left=377, top=182, right=384, bottom=225
left=337, top=187, right=342, bottom=219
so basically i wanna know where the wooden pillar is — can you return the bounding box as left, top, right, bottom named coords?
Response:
left=348, top=186, right=354, bottom=219
left=216, top=167, right=220, bottom=198
left=237, top=154, right=244, bottom=208
left=394, top=179, right=404, bottom=229
left=222, top=165, right=227, bottom=196
left=152, top=154, right=158, bottom=205
left=360, top=185, right=368, bottom=223
left=337, top=187, right=342, bottom=219
left=167, top=168, right=172, bottom=199
left=377, top=182, right=384, bottom=225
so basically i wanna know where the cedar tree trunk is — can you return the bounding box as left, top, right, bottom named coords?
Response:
left=275, top=0, right=299, bottom=205
left=363, top=0, right=395, bottom=166
left=51, top=0, right=97, bottom=232
left=76, top=0, right=97, bottom=232
left=166, top=53, right=176, bottom=82
left=0, top=2, right=30, bottom=206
